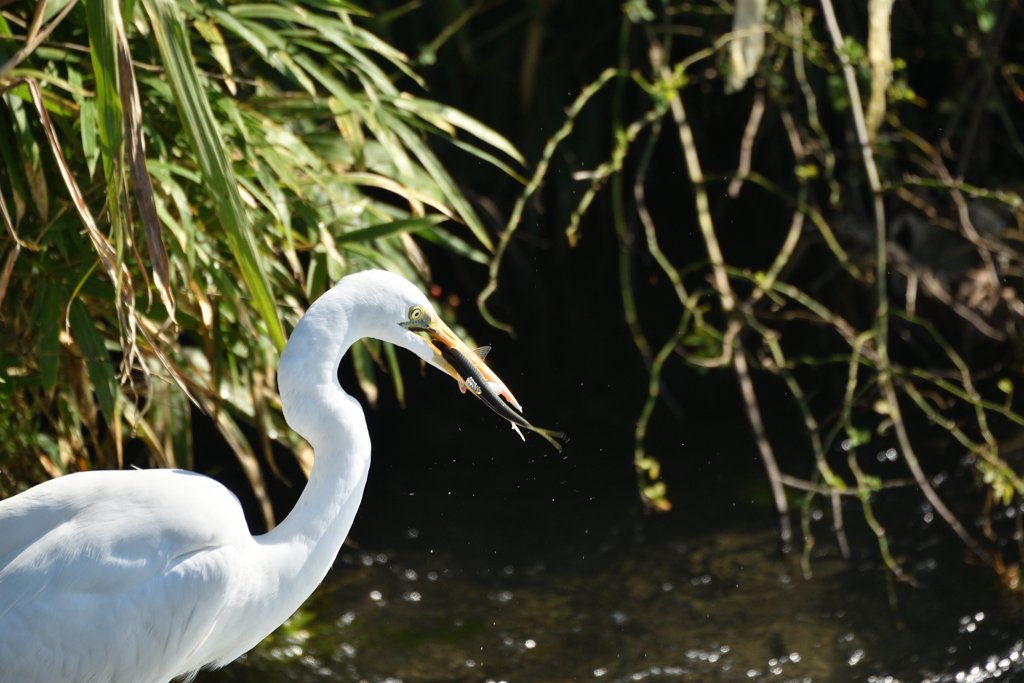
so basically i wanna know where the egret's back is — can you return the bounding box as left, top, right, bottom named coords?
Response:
left=0, top=469, right=254, bottom=683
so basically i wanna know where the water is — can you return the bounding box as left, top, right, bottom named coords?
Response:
left=194, top=321, right=1024, bottom=683
left=200, top=516, right=1024, bottom=683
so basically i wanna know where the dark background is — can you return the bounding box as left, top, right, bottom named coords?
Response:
left=196, top=0, right=1024, bottom=571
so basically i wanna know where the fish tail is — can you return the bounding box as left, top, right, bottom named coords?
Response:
left=528, top=425, right=567, bottom=452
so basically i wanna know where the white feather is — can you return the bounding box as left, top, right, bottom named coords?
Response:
left=0, top=271, right=445, bottom=683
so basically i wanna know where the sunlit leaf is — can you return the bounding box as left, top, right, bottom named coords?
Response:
left=392, top=96, right=525, bottom=164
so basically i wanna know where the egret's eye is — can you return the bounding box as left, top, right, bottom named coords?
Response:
left=407, top=305, right=426, bottom=322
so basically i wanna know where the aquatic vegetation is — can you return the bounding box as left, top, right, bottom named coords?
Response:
left=471, top=0, right=1024, bottom=581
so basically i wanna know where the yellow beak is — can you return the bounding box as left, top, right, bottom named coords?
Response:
left=402, top=314, right=522, bottom=412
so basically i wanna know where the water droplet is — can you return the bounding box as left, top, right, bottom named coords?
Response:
left=525, top=639, right=536, bottom=649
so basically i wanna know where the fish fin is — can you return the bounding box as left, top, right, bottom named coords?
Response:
left=502, top=389, right=523, bottom=413
left=511, top=423, right=526, bottom=442
left=457, top=379, right=467, bottom=394
left=471, top=346, right=491, bottom=361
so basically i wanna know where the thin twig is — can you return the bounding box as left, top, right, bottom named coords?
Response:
left=831, top=488, right=850, bottom=558
left=819, top=0, right=888, bottom=338
left=734, top=343, right=792, bottom=550
left=647, top=28, right=735, bottom=312
left=880, top=371, right=988, bottom=562
left=848, top=451, right=908, bottom=579
left=788, top=5, right=839, bottom=204
left=633, top=311, right=691, bottom=511
left=478, top=67, right=621, bottom=332
left=781, top=473, right=916, bottom=495
left=611, top=15, right=651, bottom=362
left=728, top=91, right=764, bottom=197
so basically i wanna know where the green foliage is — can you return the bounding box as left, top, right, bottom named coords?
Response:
left=0, top=0, right=520, bottom=518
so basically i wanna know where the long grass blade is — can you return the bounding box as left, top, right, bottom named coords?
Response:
left=392, top=96, right=524, bottom=164
left=85, top=0, right=122, bottom=186
left=382, top=110, right=493, bottom=250
left=143, top=0, right=286, bottom=352
left=334, top=216, right=443, bottom=243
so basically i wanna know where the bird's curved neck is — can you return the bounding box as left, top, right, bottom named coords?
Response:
left=246, top=292, right=375, bottom=632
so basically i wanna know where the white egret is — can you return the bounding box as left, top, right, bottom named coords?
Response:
left=0, top=270, right=528, bottom=683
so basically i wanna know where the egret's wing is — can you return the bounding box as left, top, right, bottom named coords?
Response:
left=0, top=469, right=249, bottom=683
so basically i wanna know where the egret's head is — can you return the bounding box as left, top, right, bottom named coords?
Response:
left=330, top=271, right=476, bottom=381
left=398, top=302, right=474, bottom=382
left=282, top=269, right=519, bottom=410
left=400, top=301, right=521, bottom=411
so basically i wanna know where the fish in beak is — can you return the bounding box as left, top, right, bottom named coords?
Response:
left=400, top=307, right=566, bottom=452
